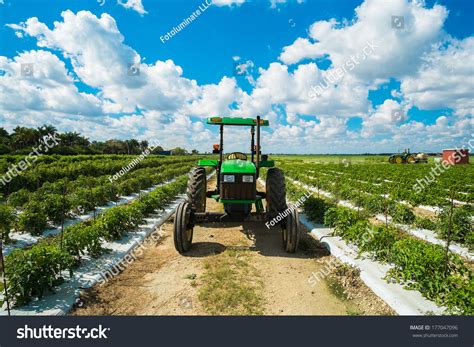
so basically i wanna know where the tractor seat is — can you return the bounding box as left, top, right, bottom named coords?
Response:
left=226, top=152, right=247, bottom=160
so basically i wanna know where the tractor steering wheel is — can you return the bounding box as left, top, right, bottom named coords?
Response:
left=226, top=152, right=247, bottom=160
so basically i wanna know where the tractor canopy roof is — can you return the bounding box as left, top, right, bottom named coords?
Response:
left=207, top=117, right=269, bottom=126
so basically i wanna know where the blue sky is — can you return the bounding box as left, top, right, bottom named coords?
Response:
left=0, top=0, right=473, bottom=153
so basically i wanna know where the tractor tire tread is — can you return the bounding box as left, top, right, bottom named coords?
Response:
left=186, top=167, right=206, bottom=212
left=266, top=168, right=288, bottom=220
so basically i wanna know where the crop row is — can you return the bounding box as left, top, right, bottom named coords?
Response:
left=277, top=161, right=473, bottom=205
left=0, top=162, right=194, bottom=241
left=285, top=180, right=473, bottom=315
left=314, top=169, right=472, bottom=205
left=283, top=167, right=473, bottom=250
left=1, top=176, right=188, bottom=307
left=0, top=155, right=198, bottom=196
left=0, top=154, right=168, bottom=167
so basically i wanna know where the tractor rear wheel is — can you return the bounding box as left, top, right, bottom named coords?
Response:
left=173, top=202, right=194, bottom=254
left=282, top=209, right=299, bottom=253
left=406, top=155, right=416, bottom=164
left=186, top=167, right=206, bottom=212
left=266, top=168, right=288, bottom=220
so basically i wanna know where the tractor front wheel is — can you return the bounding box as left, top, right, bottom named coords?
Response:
left=173, top=202, right=194, bottom=254
left=186, top=167, right=206, bottom=212
left=282, top=209, right=299, bottom=253
left=266, top=168, right=288, bottom=220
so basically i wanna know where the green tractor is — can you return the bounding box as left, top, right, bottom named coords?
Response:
left=173, top=116, right=299, bottom=254
left=389, top=149, right=428, bottom=164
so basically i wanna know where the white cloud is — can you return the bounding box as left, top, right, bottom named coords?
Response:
left=8, top=11, right=200, bottom=114
left=400, top=37, right=474, bottom=117
left=212, top=0, right=304, bottom=8
left=0, top=50, right=102, bottom=117
left=279, top=0, right=448, bottom=81
left=4, top=10, right=246, bottom=151
left=235, top=62, right=368, bottom=119
left=117, top=0, right=147, bottom=16
left=270, top=0, right=305, bottom=9
left=188, top=77, right=243, bottom=117
left=4, top=2, right=472, bottom=153
left=360, top=99, right=406, bottom=138
left=278, top=37, right=325, bottom=66
left=212, top=0, right=246, bottom=7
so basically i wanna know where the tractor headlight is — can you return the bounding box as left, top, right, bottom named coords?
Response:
left=223, top=175, right=235, bottom=183
left=242, top=175, right=254, bottom=183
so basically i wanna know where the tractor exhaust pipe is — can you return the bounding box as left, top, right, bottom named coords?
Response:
left=218, top=124, right=224, bottom=189
left=250, top=125, right=255, bottom=163
left=256, top=115, right=261, bottom=177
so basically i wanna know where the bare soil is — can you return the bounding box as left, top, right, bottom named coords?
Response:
left=71, top=176, right=393, bottom=316
left=413, top=206, right=438, bottom=219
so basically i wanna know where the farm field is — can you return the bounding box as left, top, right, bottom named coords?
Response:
left=0, top=154, right=472, bottom=316
left=0, top=154, right=199, bottom=308
left=271, top=154, right=387, bottom=163
left=1, top=0, right=473, bottom=345
left=275, top=156, right=473, bottom=315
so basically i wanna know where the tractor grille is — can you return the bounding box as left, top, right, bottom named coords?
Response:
left=220, top=173, right=256, bottom=200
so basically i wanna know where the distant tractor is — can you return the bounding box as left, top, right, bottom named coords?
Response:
left=389, top=149, right=428, bottom=164
left=173, top=116, right=299, bottom=254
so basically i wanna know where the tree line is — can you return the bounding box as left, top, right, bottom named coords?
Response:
left=0, top=125, right=196, bottom=155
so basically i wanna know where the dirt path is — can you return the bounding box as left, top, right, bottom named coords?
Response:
left=71, top=177, right=393, bottom=316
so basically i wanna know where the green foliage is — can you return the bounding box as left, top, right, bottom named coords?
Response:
left=303, top=196, right=334, bottom=224
left=414, top=216, right=437, bottom=230
left=17, top=201, right=48, bottom=235
left=61, top=223, right=104, bottom=262
left=0, top=204, right=15, bottom=241
left=7, top=189, right=30, bottom=207
left=5, top=244, right=74, bottom=306
left=0, top=154, right=197, bottom=197
left=387, top=238, right=473, bottom=315
left=324, top=206, right=362, bottom=231
left=357, top=224, right=401, bottom=260
left=97, top=205, right=142, bottom=241
left=4, top=160, right=193, bottom=239
left=288, top=175, right=473, bottom=315
left=278, top=160, right=473, bottom=213
left=43, top=194, right=70, bottom=224
left=0, top=125, right=164, bottom=155
left=437, top=206, right=473, bottom=249
left=358, top=194, right=385, bottom=214
left=3, top=175, right=189, bottom=306
left=389, top=202, right=416, bottom=224
left=285, top=179, right=309, bottom=202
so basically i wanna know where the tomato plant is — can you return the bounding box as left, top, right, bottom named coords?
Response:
left=437, top=206, right=473, bottom=249
left=5, top=244, right=74, bottom=306
left=17, top=200, right=48, bottom=235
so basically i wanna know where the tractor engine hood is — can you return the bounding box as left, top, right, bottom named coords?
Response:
left=220, top=159, right=256, bottom=174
